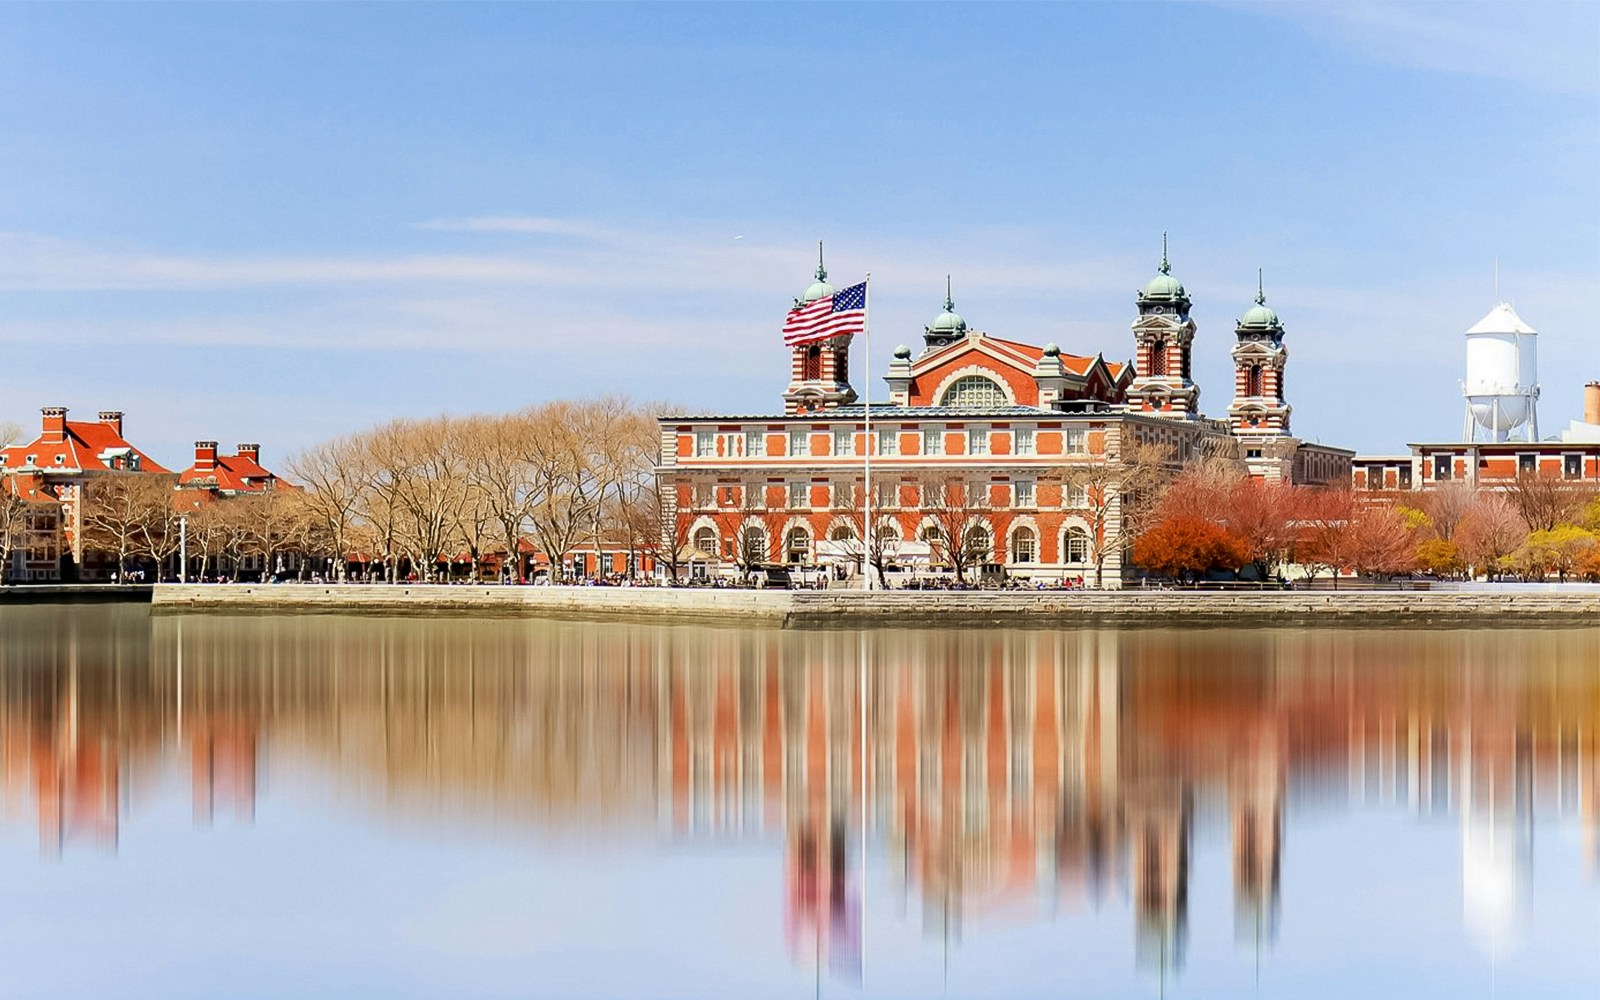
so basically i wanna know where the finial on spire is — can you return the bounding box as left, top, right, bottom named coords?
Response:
left=1159, top=232, right=1170, bottom=275
left=1255, top=267, right=1265, bottom=305
left=944, top=274, right=954, bottom=311
left=815, top=241, right=827, bottom=281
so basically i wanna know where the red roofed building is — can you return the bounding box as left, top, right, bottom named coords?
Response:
left=1, top=473, right=64, bottom=582
left=0, top=408, right=170, bottom=580
left=176, top=441, right=289, bottom=496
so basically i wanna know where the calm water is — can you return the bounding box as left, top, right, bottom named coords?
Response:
left=1, top=607, right=1598, bottom=999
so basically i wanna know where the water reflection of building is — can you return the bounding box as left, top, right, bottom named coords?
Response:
left=1, top=614, right=1597, bottom=980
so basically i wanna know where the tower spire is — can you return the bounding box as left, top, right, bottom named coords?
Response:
left=1159, top=232, right=1170, bottom=275
left=815, top=240, right=827, bottom=282
left=1256, top=267, right=1265, bottom=305
left=944, top=274, right=954, bottom=311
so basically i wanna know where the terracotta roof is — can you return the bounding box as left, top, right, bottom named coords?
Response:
left=0, top=419, right=169, bottom=475
left=176, top=449, right=295, bottom=493
left=2, top=473, right=59, bottom=504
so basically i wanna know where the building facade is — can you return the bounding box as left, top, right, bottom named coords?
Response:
left=659, top=248, right=1353, bottom=586
left=0, top=408, right=170, bottom=581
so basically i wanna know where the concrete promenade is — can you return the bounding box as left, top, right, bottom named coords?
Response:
left=1, top=584, right=154, bottom=604
left=148, top=583, right=1600, bottom=628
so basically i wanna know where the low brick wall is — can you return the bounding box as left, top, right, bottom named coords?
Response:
left=149, top=584, right=1600, bottom=628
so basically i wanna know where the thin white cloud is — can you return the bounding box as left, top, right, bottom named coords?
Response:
left=1240, top=1, right=1600, bottom=95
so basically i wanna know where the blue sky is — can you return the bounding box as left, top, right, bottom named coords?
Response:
left=1, top=2, right=1596, bottom=465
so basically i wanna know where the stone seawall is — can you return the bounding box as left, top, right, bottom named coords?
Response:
left=149, top=584, right=1600, bottom=628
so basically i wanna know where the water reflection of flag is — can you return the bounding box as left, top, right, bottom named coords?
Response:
left=783, top=281, right=866, bottom=347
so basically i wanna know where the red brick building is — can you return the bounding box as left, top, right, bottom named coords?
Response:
left=658, top=248, right=1352, bottom=586
left=0, top=408, right=170, bottom=580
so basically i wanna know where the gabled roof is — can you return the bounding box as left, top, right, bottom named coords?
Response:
left=2, top=472, right=59, bottom=505
left=915, top=333, right=1130, bottom=383
left=0, top=420, right=170, bottom=475
left=177, top=450, right=293, bottom=493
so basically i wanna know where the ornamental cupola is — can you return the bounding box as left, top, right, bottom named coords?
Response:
left=923, top=275, right=969, bottom=351
left=782, top=242, right=856, bottom=415
left=1126, top=233, right=1200, bottom=419
left=1228, top=269, right=1292, bottom=439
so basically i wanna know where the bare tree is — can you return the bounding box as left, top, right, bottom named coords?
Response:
left=288, top=434, right=365, bottom=581
left=1061, top=437, right=1174, bottom=589
left=1507, top=469, right=1588, bottom=532
left=80, top=473, right=177, bottom=580
left=1455, top=492, right=1525, bottom=580
left=0, top=475, right=36, bottom=584
left=524, top=401, right=602, bottom=581
left=918, top=477, right=993, bottom=585
left=1422, top=480, right=1477, bottom=542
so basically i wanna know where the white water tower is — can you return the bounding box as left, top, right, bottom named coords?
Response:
left=1462, top=303, right=1540, bottom=442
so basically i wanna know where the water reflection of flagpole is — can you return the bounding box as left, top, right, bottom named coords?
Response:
left=859, top=628, right=868, bottom=986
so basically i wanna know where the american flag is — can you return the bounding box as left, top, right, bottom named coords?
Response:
left=782, top=281, right=867, bottom=347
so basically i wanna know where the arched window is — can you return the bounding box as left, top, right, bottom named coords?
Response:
left=965, top=525, right=992, bottom=561
left=741, top=526, right=767, bottom=563
left=693, top=526, right=717, bottom=556
left=830, top=525, right=855, bottom=542
left=1149, top=340, right=1168, bottom=377
left=1011, top=526, right=1036, bottom=564
left=784, top=527, right=812, bottom=564
left=1247, top=364, right=1263, bottom=397
left=1064, top=527, right=1091, bottom=565
left=939, top=375, right=1008, bottom=408
left=919, top=524, right=942, bottom=544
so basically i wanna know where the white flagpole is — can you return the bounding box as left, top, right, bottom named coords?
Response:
left=862, top=273, right=874, bottom=592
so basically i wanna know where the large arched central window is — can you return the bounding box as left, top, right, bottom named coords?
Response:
left=940, top=375, right=1008, bottom=409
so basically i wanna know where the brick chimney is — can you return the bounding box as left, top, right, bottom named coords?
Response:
left=98, top=411, right=124, bottom=438
left=194, top=441, right=218, bottom=473
left=41, top=407, right=68, bottom=445
left=236, top=443, right=260, bottom=464
left=1586, top=382, right=1600, bottom=426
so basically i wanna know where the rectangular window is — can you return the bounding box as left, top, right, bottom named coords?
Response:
left=1398, top=465, right=1413, bottom=489
left=923, top=428, right=944, bottom=455
left=874, top=481, right=895, bottom=509
left=1565, top=454, right=1583, bottom=480
left=694, top=430, right=714, bottom=458
left=788, top=428, right=807, bottom=456
left=1014, top=480, right=1035, bottom=508
left=1065, top=483, right=1088, bottom=508
left=744, top=481, right=764, bottom=509
left=1014, top=428, right=1035, bottom=455
left=1518, top=453, right=1536, bottom=475
left=1064, top=427, right=1087, bottom=454
left=693, top=482, right=713, bottom=508
left=967, top=427, right=989, bottom=455
left=833, top=427, right=852, bottom=456
left=788, top=480, right=808, bottom=509
left=1433, top=455, right=1452, bottom=481
left=744, top=430, right=763, bottom=457
left=830, top=481, right=848, bottom=508
left=877, top=428, right=897, bottom=455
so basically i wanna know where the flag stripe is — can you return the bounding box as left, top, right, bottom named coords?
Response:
left=781, top=280, right=867, bottom=347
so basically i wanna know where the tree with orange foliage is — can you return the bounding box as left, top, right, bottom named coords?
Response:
left=1345, top=504, right=1419, bottom=579
left=1132, top=515, right=1249, bottom=582
left=1455, top=492, right=1525, bottom=581
left=1292, top=487, right=1356, bottom=587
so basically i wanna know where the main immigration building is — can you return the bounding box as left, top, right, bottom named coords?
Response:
left=657, top=248, right=1352, bottom=586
